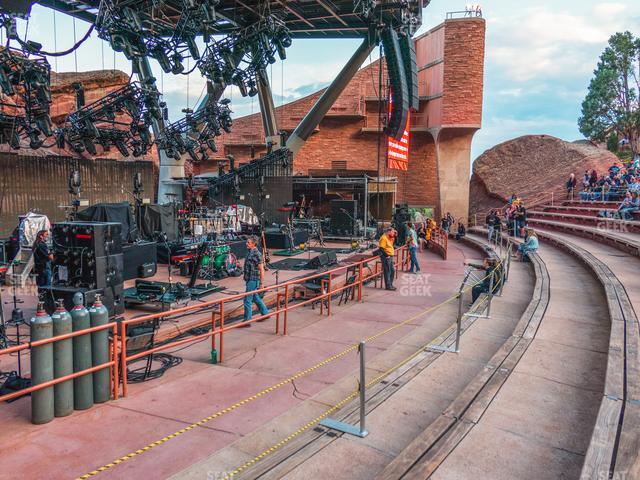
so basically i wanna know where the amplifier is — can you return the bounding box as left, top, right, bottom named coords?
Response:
left=264, top=229, right=309, bottom=249
left=122, top=241, right=157, bottom=280
left=54, top=253, right=123, bottom=289
left=139, top=263, right=157, bottom=278
left=305, top=251, right=338, bottom=269
left=52, top=222, right=123, bottom=257
left=40, top=284, right=124, bottom=318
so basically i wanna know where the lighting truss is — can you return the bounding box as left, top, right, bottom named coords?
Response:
left=198, top=14, right=292, bottom=97
left=95, top=0, right=218, bottom=74
left=0, top=47, right=54, bottom=149
left=57, top=80, right=160, bottom=157
left=156, top=97, right=233, bottom=162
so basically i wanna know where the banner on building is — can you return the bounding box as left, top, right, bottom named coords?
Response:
left=387, top=111, right=410, bottom=171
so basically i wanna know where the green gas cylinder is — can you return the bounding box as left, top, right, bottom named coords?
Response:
left=89, top=294, right=110, bottom=403
left=71, top=292, right=93, bottom=410
left=52, top=300, right=74, bottom=417
left=30, top=302, right=54, bottom=424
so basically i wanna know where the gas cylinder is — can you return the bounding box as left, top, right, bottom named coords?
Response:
left=89, top=295, right=110, bottom=403
left=52, top=300, right=74, bottom=417
left=30, top=302, right=54, bottom=424
left=70, top=292, right=93, bottom=410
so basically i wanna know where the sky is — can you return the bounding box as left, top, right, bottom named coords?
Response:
left=13, top=0, right=640, bottom=161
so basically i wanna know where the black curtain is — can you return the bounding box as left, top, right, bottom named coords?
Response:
left=76, top=202, right=136, bottom=243
left=139, top=204, right=178, bottom=241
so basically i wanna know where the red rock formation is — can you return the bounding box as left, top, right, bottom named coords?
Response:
left=469, top=135, right=620, bottom=219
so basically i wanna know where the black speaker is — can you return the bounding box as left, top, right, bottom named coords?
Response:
left=122, top=241, right=157, bottom=280
left=52, top=222, right=123, bottom=257
left=330, top=200, right=358, bottom=235
left=399, top=33, right=420, bottom=111
left=381, top=28, right=410, bottom=140
left=304, top=251, right=338, bottom=269
left=54, top=253, right=123, bottom=289
left=264, top=229, right=309, bottom=249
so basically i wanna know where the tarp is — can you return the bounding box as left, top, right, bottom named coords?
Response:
left=140, top=204, right=178, bottom=241
left=20, top=212, right=51, bottom=247
left=76, top=202, right=136, bottom=243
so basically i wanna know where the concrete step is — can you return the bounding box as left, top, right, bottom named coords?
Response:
left=528, top=210, right=640, bottom=233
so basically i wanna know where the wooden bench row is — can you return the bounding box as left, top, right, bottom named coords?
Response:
left=527, top=218, right=640, bottom=257
left=377, top=231, right=549, bottom=479
left=532, top=230, right=640, bottom=479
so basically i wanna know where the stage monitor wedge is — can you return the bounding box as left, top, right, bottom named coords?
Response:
left=381, top=28, right=410, bottom=141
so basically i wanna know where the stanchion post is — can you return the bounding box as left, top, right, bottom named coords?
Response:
left=327, top=273, right=332, bottom=316
left=210, top=310, right=217, bottom=362
left=454, top=292, right=463, bottom=353
left=112, top=325, right=119, bottom=399
left=319, top=340, right=368, bottom=437
left=486, top=271, right=495, bottom=318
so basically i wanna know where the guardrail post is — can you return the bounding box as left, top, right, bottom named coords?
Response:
left=327, top=273, right=333, bottom=316
left=119, top=322, right=128, bottom=397
left=211, top=310, right=217, bottom=364
left=283, top=284, right=290, bottom=335
left=454, top=293, right=463, bottom=353
left=319, top=340, right=369, bottom=437
left=111, top=326, right=119, bottom=399
left=358, top=262, right=363, bottom=302
left=219, top=301, right=225, bottom=363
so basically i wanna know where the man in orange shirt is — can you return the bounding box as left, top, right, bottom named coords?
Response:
left=379, top=227, right=397, bottom=291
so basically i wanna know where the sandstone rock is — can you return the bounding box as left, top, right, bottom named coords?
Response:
left=469, top=135, right=619, bottom=219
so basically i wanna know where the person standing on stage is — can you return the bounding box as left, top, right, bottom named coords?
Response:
left=379, top=227, right=397, bottom=291
left=242, top=235, right=270, bottom=325
left=406, top=222, right=421, bottom=274
left=33, top=230, right=53, bottom=287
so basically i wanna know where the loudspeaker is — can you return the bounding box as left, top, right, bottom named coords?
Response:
left=52, top=222, right=123, bottom=257
left=139, top=263, right=157, bottom=278
left=264, top=229, right=309, bottom=249
left=122, top=241, right=157, bottom=280
left=381, top=28, right=410, bottom=140
left=40, top=284, right=124, bottom=318
left=399, top=34, right=419, bottom=111
left=330, top=200, right=358, bottom=235
left=54, top=253, right=123, bottom=289
left=304, top=251, right=338, bottom=269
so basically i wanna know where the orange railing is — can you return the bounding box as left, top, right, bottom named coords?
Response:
left=118, top=246, right=410, bottom=397
left=0, top=246, right=413, bottom=409
left=430, top=227, right=448, bottom=260
left=0, top=322, right=119, bottom=403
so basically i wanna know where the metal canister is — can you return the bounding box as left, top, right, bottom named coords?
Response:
left=89, top=295, right=110, bottom=403
left=30, top=302, right=54, bottom=424
left=52, top=300, right=74, bottom=417
left=70, top=292, right=93, bottom=410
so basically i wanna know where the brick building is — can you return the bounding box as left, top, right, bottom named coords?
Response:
left=196, top=17, right=485, bottom=222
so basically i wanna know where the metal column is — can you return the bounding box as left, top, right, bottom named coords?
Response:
left=134, top=57, right=183, bottom=204
left=256, top=69, right=280, bottom=150
left=286, top=33, right=377, bottom=154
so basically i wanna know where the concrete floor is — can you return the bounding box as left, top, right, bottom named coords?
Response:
left=0, top=242, right=479, bottom=479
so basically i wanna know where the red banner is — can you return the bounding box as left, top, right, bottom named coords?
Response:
left=387, top=111, right=410, bottom=171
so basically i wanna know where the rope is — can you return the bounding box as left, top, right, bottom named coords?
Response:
left=76, top=256, right=502, bottom=479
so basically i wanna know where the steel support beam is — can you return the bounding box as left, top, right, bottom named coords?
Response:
left=286, top=33, right=377, bottom=154
left=256, top=69, right=280, bottom=150
left=133, top=56, right=184, bottom=204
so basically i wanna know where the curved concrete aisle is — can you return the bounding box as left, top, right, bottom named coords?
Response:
left=428, top=241, right=610, bottom=480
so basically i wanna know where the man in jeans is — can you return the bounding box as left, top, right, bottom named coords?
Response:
left=242, top=235, right=270, bottom=326
left=379, top=227, right=397, bottom=290
left=407, top=222, right=421, bottom=274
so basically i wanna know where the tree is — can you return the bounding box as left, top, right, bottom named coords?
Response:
left=579, top=32, right=640, bottom=157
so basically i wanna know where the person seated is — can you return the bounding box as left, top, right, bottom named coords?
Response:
left=517, top=228, right=539, bottom=261
left=466, top=258, right=501, bottom=304
left=455, top=222, right=466, bottom=240
left=619, top=192, right=640, bottom=219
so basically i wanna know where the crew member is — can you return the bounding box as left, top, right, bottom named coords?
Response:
left=33, top=230, right=53, bottom=287
left=242, top=235, right=270, bottom=325
left=407, top=222, right=421, bottom=274
left=379, top=227, right=397, bottom=291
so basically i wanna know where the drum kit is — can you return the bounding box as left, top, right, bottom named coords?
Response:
left=199, top=243, right=239, bottom=280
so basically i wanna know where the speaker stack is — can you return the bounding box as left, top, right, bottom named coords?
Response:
left=43, top=222, right=125, bottom=316
left=381, top=28, right=410, bottom=141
